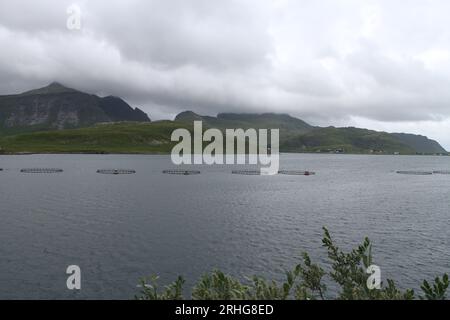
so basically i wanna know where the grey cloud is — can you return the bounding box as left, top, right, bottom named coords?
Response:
left=1, top=0, right=450, bottom=147
left=88, top=0, right=273, bottom=70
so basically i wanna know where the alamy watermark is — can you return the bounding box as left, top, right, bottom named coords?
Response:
left=171, top=121, right=279, bottom=175
left=66, top=4, right=82, bottom=31
left=66, top=265, right=81, bottom=290
left=367, top=265, right=381, bottom=290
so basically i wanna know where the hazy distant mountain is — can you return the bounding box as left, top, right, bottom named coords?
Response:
left=281, top=127, right=416, bottom=154
left=175, top=112, right=447, bottom=155
left=390, top=133, right=447, bottom=154
left=176, top=111, right=313, bottom=138
left=0, top=82, right=150, bottom=133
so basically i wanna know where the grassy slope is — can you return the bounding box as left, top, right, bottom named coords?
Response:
left=0, top=121, right=438, bottom=155
left=281, top=127, right=416, bottom=154
left=0, top=121, right=189, bottom=154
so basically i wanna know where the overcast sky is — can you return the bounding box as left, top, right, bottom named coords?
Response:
left=1, top=0, right=450, bottom=149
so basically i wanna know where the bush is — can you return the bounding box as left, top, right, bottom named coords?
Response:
left=136, top=227, right=448, bottom=300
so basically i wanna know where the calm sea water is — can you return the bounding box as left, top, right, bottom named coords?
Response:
left=0, top=154, right=449, bottom=299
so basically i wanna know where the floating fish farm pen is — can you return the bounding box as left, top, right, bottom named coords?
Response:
left=162, top=169, right=201, bottom=175
left=97, top=169, right=136, bottom=175
left=231, top=170, right=261, bottom=175
left=396, top=170, right=433, bottom=175
left=433, top=170, right=450, bottom=174
left=278, top=170, right=316, bottom=176
left=20, top=168, right=63, bottom=173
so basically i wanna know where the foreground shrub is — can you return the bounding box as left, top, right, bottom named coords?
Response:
left=136, top=228, right=448, bottom=300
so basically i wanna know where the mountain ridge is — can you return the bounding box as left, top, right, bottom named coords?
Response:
left=0, top=84, right=447, bottom=154
left=173, top=111, right=447, bottom=154
left=20, top=82, right=79, bottom=96
left=390, top=133, right=445, bottom=154
left=0, top=82, right=151, bottom=133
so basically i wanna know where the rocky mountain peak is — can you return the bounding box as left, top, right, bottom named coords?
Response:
left=21, top=82, right=78, bottom=96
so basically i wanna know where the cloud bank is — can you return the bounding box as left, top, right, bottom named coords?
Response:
left=1, top=0, right=450, bottom=148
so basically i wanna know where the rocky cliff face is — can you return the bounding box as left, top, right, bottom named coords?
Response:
left=0, top=82, right=150, bottom=132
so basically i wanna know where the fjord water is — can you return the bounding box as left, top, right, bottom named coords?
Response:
left=0, top=154, right=449, bottom=299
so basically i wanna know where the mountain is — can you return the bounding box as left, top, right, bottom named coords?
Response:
left=175, top=111, right=313, bottom=138
left=98, top=96, right=150, bottom=122
left=390, top=133, right=446, bottom=154
left=175, top=112, right=446, bottom=154
left=1, top=111, right=444, bottom=155
left=0, top=82, right=150, bottom=133
left=281, top=127, right=416, bottom=154
left=0, top=84, right=446, bottom=154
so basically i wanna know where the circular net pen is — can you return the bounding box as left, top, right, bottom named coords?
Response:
left=20, top=168, right=63, bottom=174
left=278, top=170, right=316, bottom=176
left=396, top=171, right=433, bottom=175
left=433, top=170, right=450, bottom=175
left=232, top=170, right=261, bottom=176
left=97, top=169, right=136, bottom=175
left=162, top=169, right=201, bottom=175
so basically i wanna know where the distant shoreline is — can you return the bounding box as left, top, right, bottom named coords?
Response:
left=1, top=151, right=448, bottom=156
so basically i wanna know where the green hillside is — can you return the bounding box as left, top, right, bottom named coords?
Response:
left=391, top=133, right=446, bottom=154
left=0, top=119, right=444, bottom=155
left=0, top=121, right=186, bottom=154
left=281, top=127, right=416, bottom=154
left=0, top=83, right=446, bottom=155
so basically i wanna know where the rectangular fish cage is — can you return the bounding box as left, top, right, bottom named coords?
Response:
left=97, top=169, right=136, bottom=175
left=396, top=171, right=433, bottom=175
left=231, top=170, right=261, bottom=175
left=278, top=170, right=316, bottom=176
left=162, top=170, right=201, bottom=175
left=433, top=170, right=450, bottom=174
left=20, top=168, right=63, bottom=173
